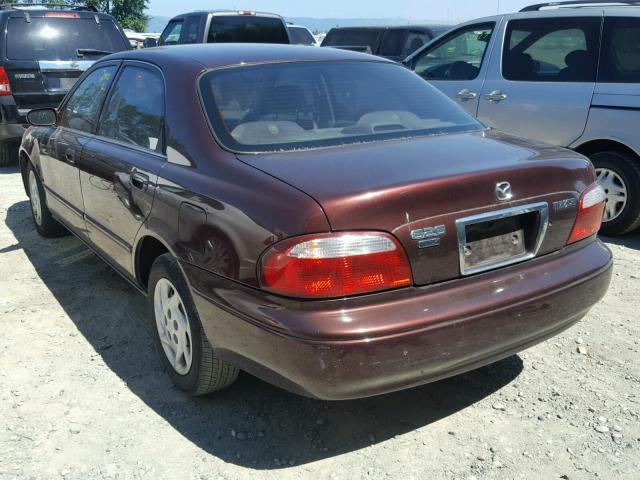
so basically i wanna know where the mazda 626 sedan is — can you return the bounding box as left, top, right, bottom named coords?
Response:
left=20, top=44, right=612, bottom=400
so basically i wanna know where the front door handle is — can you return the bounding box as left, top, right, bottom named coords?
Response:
left=456, top=88, right=477, bottom=101
left=131, top=172, right=149, bottom=190
left=484, top=90, right=507, bottom=102
left=64, top=148, right=76, bottom=164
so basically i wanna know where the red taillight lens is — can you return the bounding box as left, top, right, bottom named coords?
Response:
left=0, top=67, right=12, bottom=96
left=567, top=183, right=606, bottom=244
left=259, top=232, right=413, bottom=299
left=44, top=12, right=80, bottom=18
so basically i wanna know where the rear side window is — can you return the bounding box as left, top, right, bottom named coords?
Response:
left=160, top=20, right=182, bottom=45
left=322, top=29, right=381, bottom=48
left=207, top=16, right=289, bottom=44
left=380, top=30, right=433, bottom=58
left=60, top=65, right=117, bottom=133
left=503, top=18, right=601, bottom=82
left=6, top=17, right=129, bottom=60
left=288, top=26, right=315, bottom=45
left=99, top=66, right=165, bottom=153
left=599, top=17, right=640, bottom=83
left=199, top=61, right=482, bottom=153
left=181, top=16, right=201, bottom=44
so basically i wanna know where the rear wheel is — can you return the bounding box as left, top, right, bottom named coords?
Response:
left=27, top=164, right=67, bottom=237
left=590, top=151, right=640, bottom=236
left=0, top=141, right=18, bottom=167
left=148, top=254, right=239, bottom=395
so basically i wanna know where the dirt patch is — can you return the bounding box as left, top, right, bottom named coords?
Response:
left=1, top=165, right=638, bottom=479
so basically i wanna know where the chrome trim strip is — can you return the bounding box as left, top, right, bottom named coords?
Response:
left=455, top=202, right=550, bottom=276
left=38, top=60, right=95, bottom=71
left=85, top=214, right=133, bottom=253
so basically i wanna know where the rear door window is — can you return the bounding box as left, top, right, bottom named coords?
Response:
left=180, top=16, right=201, bottom=44
left=599, top=17, right=640, bottom=83
left=160, top=20, right=183, bottom=45
left=502, top=18, right=601, bottom=82
left=207, top=16, right=289, bottom=44
left=412, top=23, right=494, bottom=80
left=99, top=66, right=165, bottom=153
left=60, top=65, right=117, bottom=133
left=6, top=17, right=129, bottom=60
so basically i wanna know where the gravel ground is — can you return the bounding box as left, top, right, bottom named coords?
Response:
left=0, top=164, right=639, bottom=480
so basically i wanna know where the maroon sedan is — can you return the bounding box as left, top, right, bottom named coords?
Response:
left=20, top=44, right=612, bottom=400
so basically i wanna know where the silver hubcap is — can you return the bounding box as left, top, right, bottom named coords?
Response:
left=29, top=171, right=42, bottom=226
left=154, top=278, right=193, bottom=375
left=596, top=168, right=628, bottom=222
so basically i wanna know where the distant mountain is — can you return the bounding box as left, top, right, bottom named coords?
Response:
left=145, top=15, right=445, bottom=35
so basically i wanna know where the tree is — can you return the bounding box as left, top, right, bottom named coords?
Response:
left=0, top=0, right=149, bottom=32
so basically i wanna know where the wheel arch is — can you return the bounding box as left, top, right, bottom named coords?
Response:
left=573, top=138, right=640, bottom=161
left=134, top=233, right=173, bottom=290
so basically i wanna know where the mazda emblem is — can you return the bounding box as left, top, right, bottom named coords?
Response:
left=495, top=181, right=513, bottom=201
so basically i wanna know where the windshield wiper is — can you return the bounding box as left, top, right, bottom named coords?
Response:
left=76, top=48, right=113, bottom=57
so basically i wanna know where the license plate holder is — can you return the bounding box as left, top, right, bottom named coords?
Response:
left=456, top=202, right=549, bottom=276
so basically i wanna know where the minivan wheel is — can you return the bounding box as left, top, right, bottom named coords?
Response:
left=27, top=164, right=68, bottom=237
left=148, top=254, right=239, bottom=395
left=590, top=151, right=640, bottom=236
left=0, top=141, right=18, bottom=167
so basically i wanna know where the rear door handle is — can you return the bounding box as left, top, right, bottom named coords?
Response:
left=484, top=90, right=507, bottom=102
left=64, top=148, right=76, bottom=164
left=131, top=172, right=149, bottom=190
left=455, top=88, right=477, bottom=101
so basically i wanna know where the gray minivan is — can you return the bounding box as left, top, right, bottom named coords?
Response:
left=405, top=1, right=640, bottom=236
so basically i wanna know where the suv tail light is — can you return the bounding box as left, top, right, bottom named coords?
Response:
left=0, top=67, right=12, bottom=96
left=567, top=183, right=606, bottom=244
left=259, top=232, right=412, bottom=298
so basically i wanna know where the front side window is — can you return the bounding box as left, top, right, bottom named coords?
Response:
left=99, top=66, right=165, bottom=153
left=181, top=16, right=201, bottom=44
left=60, top=65, right=117, bottom=133
left=160, top=20, right=182, bottom=45
left=288, top=26, right=316, bottom=46
left=413, top=23, right=494, bottom=80
left=599, top=17, right=640, bottom=83
left=200, top=61, right=483, bottom=153
left=503, top=18, right=601, bottom=82
left=207, top=16, right=289, bottom=44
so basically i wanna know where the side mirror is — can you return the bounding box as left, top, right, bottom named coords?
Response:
left=27, top=108, right=57, bottom=127
left=143, top=37, right=158, bottom=48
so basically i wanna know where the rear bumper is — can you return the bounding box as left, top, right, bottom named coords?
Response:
left=186, top=239, right=612, bottom=400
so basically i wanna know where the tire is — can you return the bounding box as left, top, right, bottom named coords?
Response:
left=27, top=163, right=68, bottom=238
left=148, top=253, right=239, bottom=395
left=590, top=151, right=640, bottom=236
left=0, top=141, right=18, bottom=167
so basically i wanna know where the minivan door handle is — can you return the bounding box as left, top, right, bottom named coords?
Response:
left=484, top=90, right=508, bottom=102
left=455, top=88, right=477, bottom=101
left=64, top=148, right=76, bottom=164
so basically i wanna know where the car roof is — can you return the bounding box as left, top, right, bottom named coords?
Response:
left=106, top=43, right=391, bottom=69
left=328, top=24, right=449, bottom=31
left=169, top=10, right=284, bottom=20
left=0, top=5, right=115, bottom=19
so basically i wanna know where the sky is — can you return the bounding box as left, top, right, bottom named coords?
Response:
left=146, top=0, right=538, bottom=23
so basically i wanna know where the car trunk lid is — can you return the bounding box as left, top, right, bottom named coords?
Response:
left=238, top=130, right=595, bottom=285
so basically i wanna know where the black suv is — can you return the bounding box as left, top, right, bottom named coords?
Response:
left=321, top=25, right=450, bottom=61
left=157, top=10, right=290, bottom=46
left=0, top=3, right=130, bottom=166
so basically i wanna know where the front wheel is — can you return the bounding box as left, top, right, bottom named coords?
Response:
left=590, top=151, right=640, bottom=236
left=148, top=254, right=239, bottom=395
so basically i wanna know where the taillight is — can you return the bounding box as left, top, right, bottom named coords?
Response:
left=259, top=232, right=412, bottom=299
left=567, top=183, right=606, bottom=244
left=44, top=12, right=80, bottom=18
left=0, top=67, right=12, bottom=96
left=238, top=11, right=256, bottom=16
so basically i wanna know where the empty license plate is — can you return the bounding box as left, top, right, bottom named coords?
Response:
left=464, top=228, right=525, bottom=269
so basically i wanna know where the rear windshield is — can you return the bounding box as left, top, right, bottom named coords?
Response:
left=199, top=61, right=483, bottom=153
left=288, top=26, right=316, bottom=45
left=322, top=29, right=381, bottom=48
left=207, top=16, right=289, bottom=44
left=6, top=17, right=129, bottom=61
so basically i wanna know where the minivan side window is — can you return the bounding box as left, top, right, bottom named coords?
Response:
left=181, top=16, right=201, bottom=44
left=59, top=66, right=117, bottom=134
left=99, top=66, right=165, bottom=153
left=412, top=23, right=494, bottom=80
left=160, top=20, right=183, bottom=45
left=599, top=17, right=640, bottom=83
left=503, top=18, right=601, bottom=82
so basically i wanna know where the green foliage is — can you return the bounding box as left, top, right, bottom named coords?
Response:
left=0, top=0, right=148, bottom=32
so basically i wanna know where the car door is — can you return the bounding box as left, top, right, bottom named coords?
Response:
left=38, top=63, right=118, bottom=232
left=407, top=22, right=497, bottom=116
left=477, top=15, right=602, bottom=147
left=79, top=62, right=166, bottom=275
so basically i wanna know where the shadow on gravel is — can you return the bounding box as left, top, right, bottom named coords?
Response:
left=0, top=165, right=20, bottom=175
left=600, top=230, right=640, bottom=251
left=6, top=200, right=524, bottom=469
